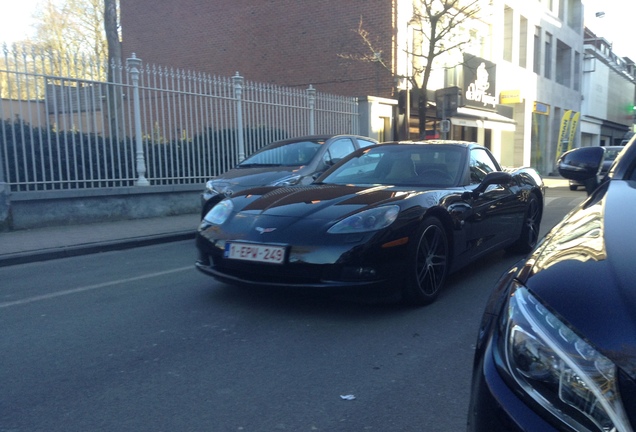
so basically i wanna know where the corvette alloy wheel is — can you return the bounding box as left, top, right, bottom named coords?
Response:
left=404, top=217, right=449, bottom=306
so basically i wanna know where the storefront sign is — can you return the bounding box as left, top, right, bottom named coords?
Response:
left=463, top=54, right=497, bottom=110
left=500, top=90, right=522, bottom=104
left=556, top=110, right=579, bottom=162
left=567, top=111, right=580, bottom=151
left=533, top=102, right=550, bottom=115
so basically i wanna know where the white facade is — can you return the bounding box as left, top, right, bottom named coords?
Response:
left=580, top=31, right=636, bottom=148
left=402, top=0, right=585, bottom=174
left=482, top=0, right=584, bottom=175
left=395, top=0, right=634, bottom=173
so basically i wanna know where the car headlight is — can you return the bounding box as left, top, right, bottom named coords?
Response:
left=327, top=205, right=399, bottom=234
left=270, top=174, right=302, bottom=187
left=500, top=282, right=630, bottom=432
left=202, top=200, right=234, bottom=225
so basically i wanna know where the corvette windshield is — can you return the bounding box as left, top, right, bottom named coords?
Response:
left=239, top=140, right=323, bottom=167
left=322, top=145, right=462, bottom=187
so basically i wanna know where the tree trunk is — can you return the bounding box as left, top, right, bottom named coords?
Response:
left=417, top=88, right=428, bottom=139
left=104, top=0, right=124, bottom=139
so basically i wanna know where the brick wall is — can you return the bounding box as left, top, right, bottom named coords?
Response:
left=121, top=0, right=396, bottom=98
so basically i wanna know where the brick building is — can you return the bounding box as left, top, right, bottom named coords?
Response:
left=120, top=0, right=397, bottom=99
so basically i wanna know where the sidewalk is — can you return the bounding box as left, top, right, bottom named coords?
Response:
left=0, top=177, right=570, bottom=267
left=0, top=212, right=200, bottom=267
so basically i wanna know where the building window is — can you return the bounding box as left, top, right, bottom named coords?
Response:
left=544, top=32, right=552, bottom=79
left=503, top=6, right=513, bottom=62
left=519, top=16, right=528, bottom=68
left=556, top=40, right=571, bottom=86
left=533, top=26, right=541, bottom=74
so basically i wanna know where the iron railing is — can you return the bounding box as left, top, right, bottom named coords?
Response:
left=0, top=45, right=360, bottom=191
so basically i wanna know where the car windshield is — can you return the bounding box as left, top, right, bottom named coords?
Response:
left=238, top=139, right=323, bottom=167
left=321, top=145, right=463, bottom=187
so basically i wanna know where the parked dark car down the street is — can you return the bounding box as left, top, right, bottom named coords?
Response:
left=196, top=140, right=544, bottom=306
left=467, top=135, right=636, bottom=431
left=568, top=145, right=624, bottom=191
left=200, top=134, right=378, bottom=217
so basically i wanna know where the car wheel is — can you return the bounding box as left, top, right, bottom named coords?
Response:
left=507, top=194, right=541, bottom=254
left=569, top=185, right=578, bottom=191
left=403, top=217, right=449, bottom=306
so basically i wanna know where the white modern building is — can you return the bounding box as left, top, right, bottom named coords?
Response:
left=437, top=0, right=585, bottom=175
left=401, top=0, right=636, bottom=175
left=580, top=28, right=636, bottom=148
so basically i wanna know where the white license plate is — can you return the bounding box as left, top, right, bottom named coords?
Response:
left=224, top=242, right=286, bottom=264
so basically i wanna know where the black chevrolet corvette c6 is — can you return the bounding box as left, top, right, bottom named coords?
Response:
left=195, top=141, right=544, bottom=306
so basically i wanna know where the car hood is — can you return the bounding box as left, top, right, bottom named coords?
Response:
left=522, top=180, right=636, bottom=378
left=214, top=166, right=307, bottom=187
left=228, top=184, right=433, bottom=220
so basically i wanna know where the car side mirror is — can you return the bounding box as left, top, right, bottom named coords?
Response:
left=558, top=147, right=604, bottom=195
left=463, top=171, right=512, bottom=199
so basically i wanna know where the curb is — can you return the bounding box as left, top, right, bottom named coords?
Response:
left=0, top=231, right=196, bottom=268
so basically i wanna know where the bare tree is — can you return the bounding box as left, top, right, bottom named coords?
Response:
left=342, top=0, right=482, bottom=138
left=103, top=0, right=123, bottom=136
left=34, top=0, right=108, bottom=72
left=104, top=0, right=121, bottom=72
left=1, top=0, right=112, bottom=99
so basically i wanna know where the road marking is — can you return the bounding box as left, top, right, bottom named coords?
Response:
left=0, top=266, right=192, bottom=308
left=544, top=196, right=585, bottom=207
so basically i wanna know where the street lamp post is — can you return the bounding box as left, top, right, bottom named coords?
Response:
left=127, top=54, right=150, bottom=186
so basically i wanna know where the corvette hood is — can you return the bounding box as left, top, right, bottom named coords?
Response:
left=522, top=180, right=636, bottom=378
left=230, top=184, right=428, bottom=220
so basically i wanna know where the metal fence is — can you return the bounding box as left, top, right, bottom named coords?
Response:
left=0, top=45, right=360, bottom=192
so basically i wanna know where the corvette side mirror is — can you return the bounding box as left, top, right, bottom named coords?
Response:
left=463, top=171, right=512, bottom=200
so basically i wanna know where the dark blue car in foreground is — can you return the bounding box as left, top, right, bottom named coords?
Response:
left=467, top=137, right=636, bottom=431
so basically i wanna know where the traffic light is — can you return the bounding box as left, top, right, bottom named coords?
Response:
left=435, top=87, right=462, bottom=119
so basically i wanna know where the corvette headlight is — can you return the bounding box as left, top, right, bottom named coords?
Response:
left=270, top=174, right=302, bottom=187
left=500, top=283, right=630, bottom=432
left=328, top=205, right=399, bottom=234
left=203, top=200, right=234, bottom=225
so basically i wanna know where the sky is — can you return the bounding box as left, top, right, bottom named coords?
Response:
left=583, top=0, right=636, bottom=60
left=0, top=0, right=635, bottom=59
left=0, top=0, right=41, bottom=44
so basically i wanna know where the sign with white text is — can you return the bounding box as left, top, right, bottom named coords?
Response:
left=463, top=54, right=497, bottom=111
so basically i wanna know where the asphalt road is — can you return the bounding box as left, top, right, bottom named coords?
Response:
left=0, top=188, right=585, bottom=432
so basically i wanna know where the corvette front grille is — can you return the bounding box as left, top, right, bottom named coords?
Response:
left=213, top=257, right=326, bottom=284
